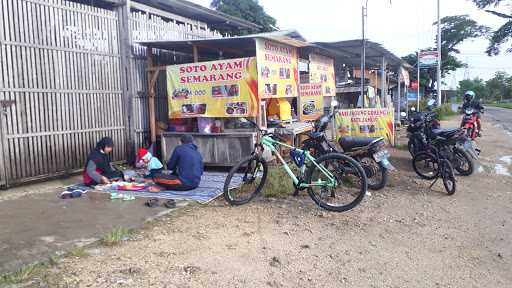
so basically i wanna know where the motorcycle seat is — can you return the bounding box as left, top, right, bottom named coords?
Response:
left=431, top=128, right=461, bottom=139
left=339, top=136, right=383, bottom=152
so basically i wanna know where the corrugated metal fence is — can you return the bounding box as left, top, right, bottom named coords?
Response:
left=0, top=0, right=125, bottom=186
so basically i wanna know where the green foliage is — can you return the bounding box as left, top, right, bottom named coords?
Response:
left=0, top=262, right=48, bottom=285
left=66, top=246, right=90, bottom=258
left=263, top=165, right=295, bottom=198
left=470, top=0, right=512, bottom=55
left=402, top=15, right=489, bottom=94
left=433, top=104, right=457, bottom=120
left=101, top=227, right=133, bottom=246
left=489, top=102, right=512, bottom=109
left=210, top=0, right=277, bottom=33
left=458, top=71, right=512, bottom=102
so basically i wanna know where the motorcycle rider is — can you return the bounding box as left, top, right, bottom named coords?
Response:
left=461, top=90, right=484, bottom=136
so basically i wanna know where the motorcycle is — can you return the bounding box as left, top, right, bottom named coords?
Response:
left=461, top=107, right=481, bottom=140
left=406, top=100, right=479, bottom=176
left=301, top=101, right=394, bottom=190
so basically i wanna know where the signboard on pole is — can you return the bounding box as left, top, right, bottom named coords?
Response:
left=419, top=51, right=439, bottom=68
left=309, top=53, right=336, bottom=96
left=166, top=57, right=259, bottom=118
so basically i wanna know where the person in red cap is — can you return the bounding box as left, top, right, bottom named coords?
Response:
left=136, top=148, right=163, bottom=178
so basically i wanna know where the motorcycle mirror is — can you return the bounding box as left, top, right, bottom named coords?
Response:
left=331, top=100, right=339, bottom=107
left=400, top=112, right=406, bottom=117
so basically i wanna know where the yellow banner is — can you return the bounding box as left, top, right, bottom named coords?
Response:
left=335, top=108, right=395, bottom=145
left=255, top=38, right=299, bottom=99
left=166, top=57, right=259, bottom=118
left=309, top=53, right=336, bottom=96
left=299, top=83, right=323, bottom=121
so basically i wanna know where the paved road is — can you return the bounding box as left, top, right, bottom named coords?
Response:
left=484, top=106, right=512, bottom=132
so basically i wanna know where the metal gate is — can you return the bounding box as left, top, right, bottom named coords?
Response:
left=0, top=0, right=125, bottom=186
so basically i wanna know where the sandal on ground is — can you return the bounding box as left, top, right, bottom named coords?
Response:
left=163, top=199, right=176, bottom=209
left=144, top=198, right=159, bottom=208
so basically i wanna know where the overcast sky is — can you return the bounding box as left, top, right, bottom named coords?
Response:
left=190, top=0, right=512, bottom=89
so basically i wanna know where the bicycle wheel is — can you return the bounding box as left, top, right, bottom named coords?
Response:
left=305, top=153, right=368, bottom=212
left=440, top=159, right=456, bottom=195
left=412, top=151, right=439, bottom=180
left=223, top=154, right=268, bottom=205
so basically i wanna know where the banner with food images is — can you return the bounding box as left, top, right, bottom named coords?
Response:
left=299, top=83, right=323, bottom=121
left=255, top=38, right=299, bottom=99
left=309, top=53, right=336, bottom=97
left=335, top=108, right=394, bottom=145
left=166, top=57, right=258, bottom=118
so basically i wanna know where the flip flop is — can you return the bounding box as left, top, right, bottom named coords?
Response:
left=144, top=198, right=159, bottom=208
left=163, top=199, right=176, bottom=209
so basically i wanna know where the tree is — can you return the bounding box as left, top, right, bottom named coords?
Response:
left=457, top=71, right=512, bottom=102
left=402, top=15, right=489, bottom=95
left=458, top=78, right=488, bottom=100
left=210, top=0, right=277, bottom=33
left=470, top=0, right=512, bottom=55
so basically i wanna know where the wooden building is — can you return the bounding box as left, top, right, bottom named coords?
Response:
left=0, top=0, right=257, bottom=187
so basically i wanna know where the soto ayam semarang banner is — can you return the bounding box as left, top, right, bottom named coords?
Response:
left=166, top=57, right=258, bottom=118
left=299, top=83, right=323, bottom=121
left=309, top=53, right=336, bottom=97
left=335, top=108, right=395, bottom=145
left=255, top=38, right=299, bottom=99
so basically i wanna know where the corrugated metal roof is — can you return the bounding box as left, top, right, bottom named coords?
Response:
left=134, top=0, right=261, bottom=30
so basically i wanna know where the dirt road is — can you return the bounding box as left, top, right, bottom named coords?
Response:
left=27, top=117, right=512, bottom=288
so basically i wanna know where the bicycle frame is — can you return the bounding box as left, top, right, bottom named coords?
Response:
left=259, top=135, right=337, bottom=189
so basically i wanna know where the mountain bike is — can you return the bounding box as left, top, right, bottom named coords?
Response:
left=223, top=120, right=368, bottom=212
left=412, top=146, right=456, bottom=195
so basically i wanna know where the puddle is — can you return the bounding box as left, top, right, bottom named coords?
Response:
left=495, top=164, right=511, bottom=176
left=477, top=166, right=485, bottom=173
left=499, top=156, right=512, bottom=165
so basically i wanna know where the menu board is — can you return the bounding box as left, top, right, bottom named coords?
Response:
left=255, top=38, right=299, bottom=99
left=309, top=53, right=336, bottom=97
left=166, top=57, right=258, bottom=118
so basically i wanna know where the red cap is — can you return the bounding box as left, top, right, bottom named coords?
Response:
left=137, top=148, right=149, bottom=159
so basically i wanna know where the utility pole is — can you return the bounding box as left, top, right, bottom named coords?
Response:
left=361, top=3, right=367, bottom=108
left=417, top=51, right=420, bottom=111
left=436, top=0, right=442, bottom=107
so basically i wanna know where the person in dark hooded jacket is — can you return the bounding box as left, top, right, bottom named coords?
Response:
left=161, top=134, right=203, bottom=190
left=83, top=137, right=123, bottom=186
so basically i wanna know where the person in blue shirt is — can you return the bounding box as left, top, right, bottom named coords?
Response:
left=157, top=134, right=203, bottom=191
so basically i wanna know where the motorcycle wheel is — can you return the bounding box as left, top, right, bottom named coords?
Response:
left=412, top=151, right=439, bottom=180
left=453, top=148, right=474, bottom=176
left=360, top=157, right=388, bottom=190
left=408, top=139, right=419, bottom=157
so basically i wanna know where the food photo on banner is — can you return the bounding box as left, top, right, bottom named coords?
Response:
left=166, top=57, right=258, bottom=118
left=255, top=38, right=299, bottom=98
left=335, top=108, right=395, bottom=145
left=299, top=83, right=323, bottom=120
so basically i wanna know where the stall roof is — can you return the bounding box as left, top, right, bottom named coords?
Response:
left=136, top=30, right=315, bottom=58
left=315, top=40, right=412, bottom=70
left=134, top=0, right=261, bottom=31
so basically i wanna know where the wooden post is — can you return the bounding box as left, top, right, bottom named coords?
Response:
left=192, top=45, right=199, bottom=63
left=147, top=47, right=157, bottom=144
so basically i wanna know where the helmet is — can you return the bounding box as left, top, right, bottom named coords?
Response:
left=464, top=90, right=475, bottom=102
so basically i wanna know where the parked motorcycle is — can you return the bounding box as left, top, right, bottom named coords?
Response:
left=461, top=107, right=482, bottom=140
left=301, top=101, right=394, bottom=190
left=406, top=100, right=478, bottom=176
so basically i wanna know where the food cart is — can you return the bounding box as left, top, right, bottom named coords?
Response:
left=138, top=31, right=337, bottom=166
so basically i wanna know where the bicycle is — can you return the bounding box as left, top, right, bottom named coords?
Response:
left=412, top=146, right=456, bottom=195
left=223, top=120, right=368, bottom=212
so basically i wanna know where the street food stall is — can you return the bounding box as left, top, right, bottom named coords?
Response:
left=138, top=31, right=337, bottom=165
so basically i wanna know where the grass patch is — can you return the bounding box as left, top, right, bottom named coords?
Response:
left=262, top=165, right=296, bottom=198
left=433, top=103, right=457, bottom=120
left=488, top=102, right=512, bottom=109
left=0, top=262, right=48, bottom=285
left=101, top=226, right=133, bottom=246
left=66, top=246, right=90, bottom=258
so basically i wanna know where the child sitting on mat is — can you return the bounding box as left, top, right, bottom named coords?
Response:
left=137, top=148, right=163, bottom=178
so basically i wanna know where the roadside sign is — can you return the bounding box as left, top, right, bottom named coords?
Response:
left=419, top=51, right=439, bottom=68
